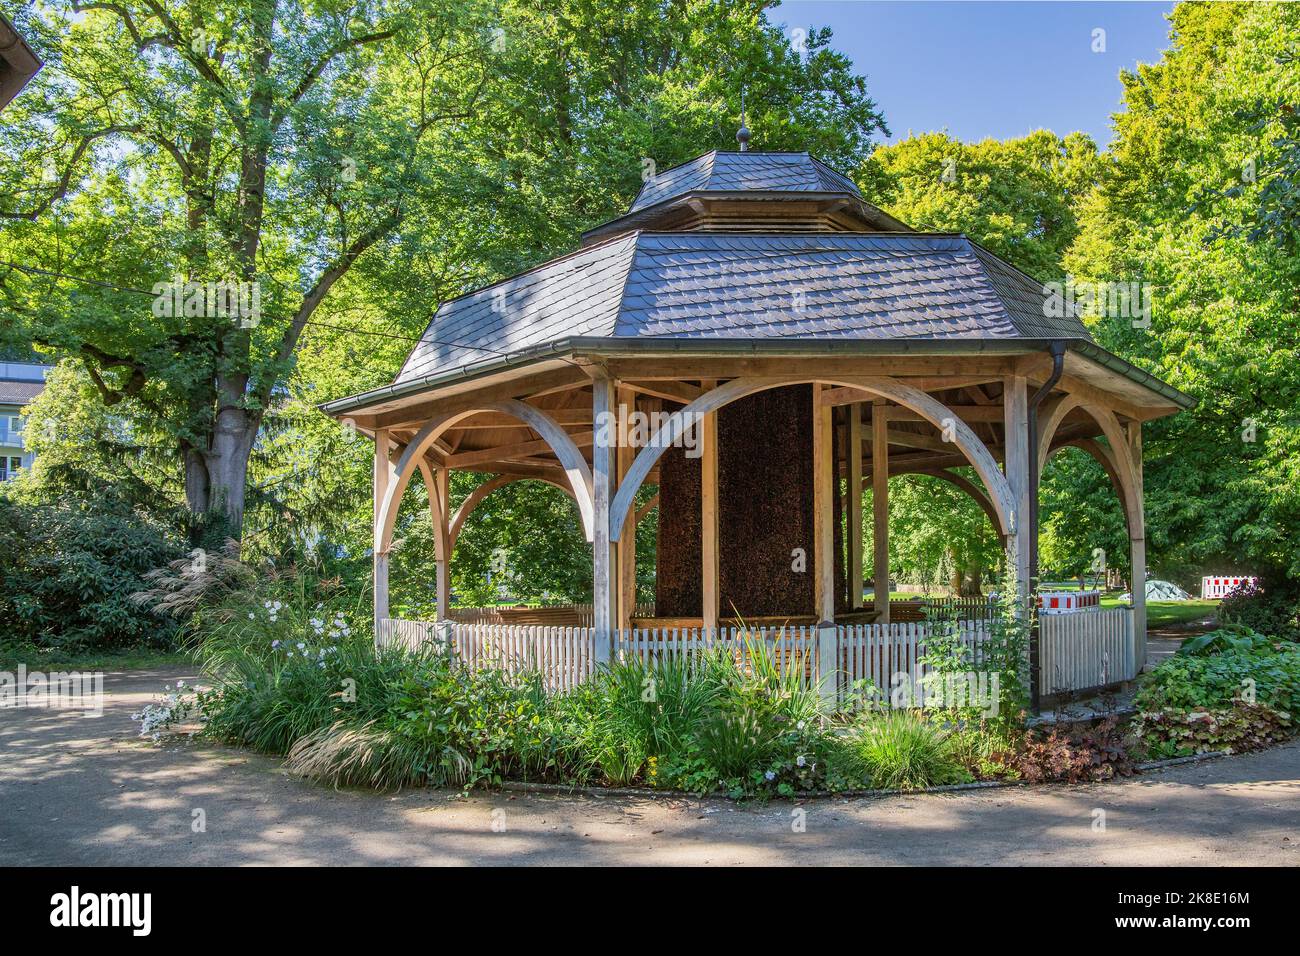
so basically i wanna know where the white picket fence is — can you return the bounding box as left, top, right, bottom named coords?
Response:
left=381, top=618, right=997, bottom=703
left=1039, top=607, right=1136, bottom=696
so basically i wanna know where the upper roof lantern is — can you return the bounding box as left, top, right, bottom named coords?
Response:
left=581, top=149, right=908, bottom=245
left=629, top=150, right=863, bottom=212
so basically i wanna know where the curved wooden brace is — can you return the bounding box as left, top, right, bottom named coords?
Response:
left=607, top=376, right=1017, bottom=541
left=634, top=493, right=660, bottom=525
left=1048, top=437, right=1134, bottom=537
left=416, top=461, right=450, bottom=563
left=1036, top=393, right=1084, bottom=473
left=903, top=467, right=1004, bottom=540
left=449, top=473, right=577, bottom=549
left=1077, top=404, right=1141, bottom=532
left=377, top=400, right=596, bottom=553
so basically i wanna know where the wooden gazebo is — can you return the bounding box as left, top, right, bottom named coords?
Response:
left=321, top=146, right=1193, bottom=699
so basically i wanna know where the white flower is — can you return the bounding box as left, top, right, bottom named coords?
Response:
left=764, top=770, right=776, bottom=782
left=248, top=612, right=255, bottom=620
left=296, top=642, right=306, bottom=651
left=796, top=755, right=806, bottom=768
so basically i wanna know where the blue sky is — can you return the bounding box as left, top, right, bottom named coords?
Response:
left=774, top=1, right=1176, bottom=147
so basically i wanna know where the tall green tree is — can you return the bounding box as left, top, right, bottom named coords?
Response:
left=1065, top=0, right=1300, bottom=583
left=858, top=128, right=1101, bottom=279
left=2, top=0, right=495, bottom=536
left=0, top=0, right=888, bottom=550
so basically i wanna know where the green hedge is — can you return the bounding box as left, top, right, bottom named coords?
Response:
left=0, top=494, right=184, bottom=651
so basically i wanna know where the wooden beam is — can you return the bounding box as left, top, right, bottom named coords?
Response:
left=812, top=385, right=836, bottom=622
left=871, top=400, right=890, bottom=624
left=885, top=406, right=1009, bottom=423
left=369, top=368, right=589, bottom=429
left=616, top=386, right=637, bottom=631
left=821, top=378, right=1008, bottom=407
left=701, top=380, right=720, bottom=630
left=601, top=356, right=1017, bottom=382
left=591, top=372, right=616, bottom=657
left=1003, top=375, right=1031, bottom=606
left=848, top=403, right=864, bottom=608
left=445, top=431, right=593, bottom=469
left=447, top=409, right=591, bottom=429
left=372, top=429, right=394, bottom=635
left=622, top=380, right=703, bottom=404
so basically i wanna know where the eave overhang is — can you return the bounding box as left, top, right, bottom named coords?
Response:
left=319, top=336, right=1195, bottom=421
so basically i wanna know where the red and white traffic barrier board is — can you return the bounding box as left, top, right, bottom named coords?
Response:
left=1201, top=576, right=1256, bottom=599
left=1037, top=590, right=1101, bottom=614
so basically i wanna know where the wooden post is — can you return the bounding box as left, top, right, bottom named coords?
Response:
left=616, top=386, right=637, bottom=631
left=1126, top=421, right=1147, bottom=670
left=373, top=428, right=393, bottom=639
left=812, top=385, right=835, bottom=622
left=847, top=403, right=864, bottom=608
left=590, top=371, right=616, bottom=663
left=701, top=380, right=720, bottom=631
left=432, top=465, right=452, bottom=621
left=1003, top=375, right=1032, bottom=609
left=871, top=399, right=890, bottom=624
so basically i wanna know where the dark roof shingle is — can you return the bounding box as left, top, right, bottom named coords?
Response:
left=395, top=232, right=1089, bottom=384
left=629, top=151, right=863, bottom=212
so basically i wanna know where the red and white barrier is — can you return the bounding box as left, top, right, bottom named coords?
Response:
left=1037, top=590, right=1101, bottom=614
left=1201, top=576, right=1256, bottom=600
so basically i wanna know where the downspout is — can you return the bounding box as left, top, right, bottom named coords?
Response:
left=1026, top=341, right=1067, bottom=714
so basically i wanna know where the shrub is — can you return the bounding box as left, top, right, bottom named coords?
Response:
left=1177, top=625, right=1290, bottom=658
left=840, top=711, right=971, bottom=791
left=0, top=493, right=184, bottom=652
left=1134, top=701, right=1295, bottom=759
left=1008, top=716, right=1134, bottom=783
left=1219, top=577, right=1300, bottom=643
left=1134, top=643, right=1300, bottom=714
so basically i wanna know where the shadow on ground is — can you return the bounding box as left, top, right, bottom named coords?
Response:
left=1, top=668, right=1296, bottom=866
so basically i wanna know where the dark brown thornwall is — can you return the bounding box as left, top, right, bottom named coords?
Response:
left=654, top=385, right=846, bottom=618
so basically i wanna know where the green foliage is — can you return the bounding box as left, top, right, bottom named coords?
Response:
left=1135, top=701, right=1295, bottom=760
left=0, top=490, right=184, bottom=651
left=1135, top=641, right=1300, bottom=714
left=859, top=129, right=1101, bottom=279
left=837, top=711, right=971, bottom=791
left=1176, top=624, right=1287, bottom=658
left=1065, top=2, right=1300, bottom=584
left=1219, top=578, right=1300, bottom=643
left=882, top=474, right=1001, bottom=593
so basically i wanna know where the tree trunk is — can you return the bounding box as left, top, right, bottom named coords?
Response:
left=206, top=405, right=257, bottom=536
left=183, top=445, right=211, bottom=515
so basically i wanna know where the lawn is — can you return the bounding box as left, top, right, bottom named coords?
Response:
left=1097, top=597, right=1219, bottom=630
left=0, top=643, right=194, bottom=671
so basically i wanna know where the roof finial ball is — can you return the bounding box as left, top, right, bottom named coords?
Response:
left=736, top=89, right=750, bottom=151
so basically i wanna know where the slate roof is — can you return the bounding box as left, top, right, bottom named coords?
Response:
left=629, top=151, right=862, bottom=212
left=0, top=380, right=43, bottom=405
left=395, top=232, right=1089, bottom=384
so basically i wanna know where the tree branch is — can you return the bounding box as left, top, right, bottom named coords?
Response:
left=272, top=28, right=398, bottom=132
